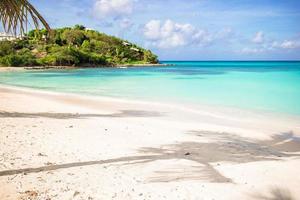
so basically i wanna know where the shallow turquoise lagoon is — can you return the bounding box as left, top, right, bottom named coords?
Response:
left=1, top=61, right=300, bottom=115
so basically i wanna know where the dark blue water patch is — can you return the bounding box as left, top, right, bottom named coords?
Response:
left=23, top=68, right=155, bottom=78
left=161, top=61, right=300, bottom=73
left=159, top=68, right=225, bottom=76
left=127, top=61, right=300, bottom=76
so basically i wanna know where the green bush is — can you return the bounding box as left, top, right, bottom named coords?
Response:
left=0, top=54, right=36, bottom=66
left=0, top=48, right=37, bottom=66
left=37, top=55, right=56, bottom=66
left=0, top=55, right=22, bottom=66
left=0, top=41, right=14, bottom=56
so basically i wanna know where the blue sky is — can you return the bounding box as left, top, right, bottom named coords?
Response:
left=29, top=0, right=300, bottom=60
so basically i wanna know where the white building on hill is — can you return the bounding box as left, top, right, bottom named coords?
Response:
left=0, top=32, right=20, bottom=41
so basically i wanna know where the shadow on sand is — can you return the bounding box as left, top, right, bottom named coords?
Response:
left=252, top=187, right=295, bottom=200
left=0, top=131, right=299, bottom=183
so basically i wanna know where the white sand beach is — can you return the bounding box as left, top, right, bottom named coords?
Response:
left=1, top=85, right=300, bottom=200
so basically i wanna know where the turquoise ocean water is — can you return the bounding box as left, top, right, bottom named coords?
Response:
left=0, top=61, right=300, bottom=116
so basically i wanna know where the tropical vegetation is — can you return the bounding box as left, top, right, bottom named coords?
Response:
left=0, top=25, right=158, bottom=67
left=0, top=0, right=50, bottom=35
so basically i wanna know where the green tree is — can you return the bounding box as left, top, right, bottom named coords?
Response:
left=74, top=24, right=86, bottom=31
left=0, top=41, right=14, bottom=56
left=62, top=29, right=86, bottom=46
left=143, top=50, right=158, bottom=63
left=81, top=40, right=91, bottom=52
left=43, top=47, right=79, bottom=66
left=0, top=49, right=37, bottom=66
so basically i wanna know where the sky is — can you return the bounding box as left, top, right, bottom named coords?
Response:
left=25, top=0, right=300, bottom=60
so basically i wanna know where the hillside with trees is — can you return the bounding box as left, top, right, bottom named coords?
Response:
left=0, top=25, right=158, bottom=67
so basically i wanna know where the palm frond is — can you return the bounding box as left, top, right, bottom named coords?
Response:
left=0, top=0, right=50, bottom=35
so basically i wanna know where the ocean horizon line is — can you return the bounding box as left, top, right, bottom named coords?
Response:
left=161, top=60, right=300, bottom=62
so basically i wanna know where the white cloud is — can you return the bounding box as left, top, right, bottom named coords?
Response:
left=93, top=0, right=136, bottom=19
left=279, top=40, right=300, bottom=49
left=143, top=20, right=161, bottom=40
left=143, top=19, right=213, bottom=48
left=241, top=38, right=300, bottom=54
left=252, top=31, right=264, bottom=43
left=271, top=40, right=300, bottom=49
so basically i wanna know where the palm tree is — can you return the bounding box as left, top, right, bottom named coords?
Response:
left=0, top=0, right=50, bottom=35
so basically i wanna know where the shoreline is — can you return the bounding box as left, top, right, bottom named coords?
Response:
left=1, top=84, right=300, bottom=199
left=1, top=84, right=300, bottom=138
left=1, top=83, right=299, bottom=122
left=0, top=63, right=171, bottom=72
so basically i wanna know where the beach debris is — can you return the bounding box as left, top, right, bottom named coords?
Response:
left=37, top=153, right=47, bottom=157
left=37, top=176, right=46, bottom=183
left=21, top=190, right=38, bottom=200
left=69, top=125, right=73, bottom=128
left=8, top=174, right=18, bottom=180
left=184, top=152, right=191, bottom=156
left=73, top=191, right=80, bottom=197
left=45, top=162, right=54, bottom=166
left=16, top=182, right=23, bottom=192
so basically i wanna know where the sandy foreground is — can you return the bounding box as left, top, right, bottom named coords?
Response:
left=0, top=85, right=300, bottom=200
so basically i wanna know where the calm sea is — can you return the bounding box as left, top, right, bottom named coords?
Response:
left=1, top=61, right=300, bottom=115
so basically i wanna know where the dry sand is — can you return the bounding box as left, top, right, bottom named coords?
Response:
left=0, top=85, right=300, bottom=200
left=0, top=67, right=26, bottom=72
